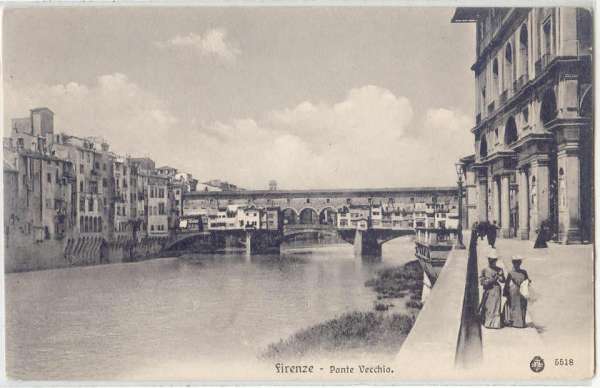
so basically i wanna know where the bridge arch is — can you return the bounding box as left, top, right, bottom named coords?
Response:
left=282, top=208, right=298, bottom=226
left=318, top=206, right=338, bottom=226
left=299, top=207, right=319, bottom=224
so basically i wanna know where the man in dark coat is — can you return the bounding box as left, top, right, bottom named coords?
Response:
left=487, top=220, right=499, bottom=248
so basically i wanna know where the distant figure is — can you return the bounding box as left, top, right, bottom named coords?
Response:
left=534, top=220, right=551, bottom=248
left=476, top=221, right=488, bottom=241
left=503, top=256, right=530, bottom=328
left=478, top=249, right=505, bottom=329
left=487, top=220, right=499, bottom=248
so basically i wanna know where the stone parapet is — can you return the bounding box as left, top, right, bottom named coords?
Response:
left=395, top=232, right=474, bottom=378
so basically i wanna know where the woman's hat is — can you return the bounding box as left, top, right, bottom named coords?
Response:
left=487, top=249, right=499, bottom=259
left=511, top=255, right=525, bottom=262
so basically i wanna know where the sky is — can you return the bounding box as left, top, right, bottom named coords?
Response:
left=3, top=6, right=476, bottom=189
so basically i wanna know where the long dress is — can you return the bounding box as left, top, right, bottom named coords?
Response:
left=533, top=229, right=548, bottom=248
left=479, top=266, right=505, bottom=329
left=504, top=269, right=529, bottom=328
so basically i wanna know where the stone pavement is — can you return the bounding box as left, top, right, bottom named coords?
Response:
left=475, top=236, right=594, bottom=380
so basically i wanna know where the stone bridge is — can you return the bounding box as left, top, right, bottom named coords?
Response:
left=338, top=228, right=415, bottom=256
left=166, top=224, right=416, bottom=258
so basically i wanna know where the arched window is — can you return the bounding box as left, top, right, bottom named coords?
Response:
left=519, top=24, right=529, bottom=78
left=504, top=116, right=518, bottom=145
left=480, top=135, right=488, bottom=158
left=504, top=43, right=513, bottom=91
left=492, top=58, right=500, bottom=98
left=540, top=89, right=558, bottom=125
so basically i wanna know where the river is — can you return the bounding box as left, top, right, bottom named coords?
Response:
left=5, top=238, right=416, bottom=380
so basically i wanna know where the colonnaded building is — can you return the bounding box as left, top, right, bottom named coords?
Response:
left=453, top=7, right=593, bottom=243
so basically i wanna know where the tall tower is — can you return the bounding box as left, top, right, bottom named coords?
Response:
left=30, top=107, right=54, bottom=137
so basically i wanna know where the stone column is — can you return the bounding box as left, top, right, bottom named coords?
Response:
left=465, top=168, right=478, bottom=229
left=517, top=168, right=530, bottom=240
left=530, top=159, right=550, bottom=234
left=477, top=174, right=488, bottom=222
left=492, top=177, right=501, bottom=225
left=500, top=175, right=511, bottom=238
left=557, top=146, right=582, bottom=243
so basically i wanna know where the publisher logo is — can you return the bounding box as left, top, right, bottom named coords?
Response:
left=530, top=356, right=545, bottom=373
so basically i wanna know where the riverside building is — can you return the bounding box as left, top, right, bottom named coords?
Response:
left=3, top=107, right=198, bottom=271
left=452, top=7, right=593, bottom=243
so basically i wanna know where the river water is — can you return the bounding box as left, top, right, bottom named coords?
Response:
left=5, top=238, right=416, bottom=380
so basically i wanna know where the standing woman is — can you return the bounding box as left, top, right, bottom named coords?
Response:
left=504, top=256, right=530, bottom=328
left=478, top=249, right=505, bottom=329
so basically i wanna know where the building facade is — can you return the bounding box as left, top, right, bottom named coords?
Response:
left=4, top=107, right=198, bottom=271
left=453, top=7, right=593, bottom=243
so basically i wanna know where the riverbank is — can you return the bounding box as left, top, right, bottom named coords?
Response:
left=262, top=260, right=423, bottom=359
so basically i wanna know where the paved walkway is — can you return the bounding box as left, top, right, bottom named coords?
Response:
left=475, top=236, right=594, bottom=380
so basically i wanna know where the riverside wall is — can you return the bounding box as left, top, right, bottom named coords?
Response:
left=4, top=236, right=169, bottom=273
left=395, top=231, right=482, bottom=379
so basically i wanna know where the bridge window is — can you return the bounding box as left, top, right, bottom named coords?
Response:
left=299, top=208, right=318, bottom=224
left=306, top=198, right=310, bottom=203
left=326, top=198, right=330, bottom=203
left=282, top=208, right=297, bottom=225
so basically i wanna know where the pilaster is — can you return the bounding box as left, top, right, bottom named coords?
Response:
left=492, top=176, right=501, bottom=225
left=557, top=144, right=582, bottom=243
left=517, top=168, right=530, bottom=240
left=476, top=169, right=489, bottom=223
left=500, top=174, right=511, bottom=238
left=530, top=158, right=550, bottom=234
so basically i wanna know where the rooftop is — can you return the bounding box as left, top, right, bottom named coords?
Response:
left=184, top=186, right=458, bottom=198
left=451, top=7, right=484, bottom=23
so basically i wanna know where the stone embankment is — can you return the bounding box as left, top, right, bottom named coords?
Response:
left=5, top=236, right=169, bottom=273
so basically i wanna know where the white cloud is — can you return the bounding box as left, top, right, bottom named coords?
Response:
left=6, top=79, right=473, bottom=189
left=188, top=85, right=473, bottom=189
left=5, top=73, right=178, bottom=159
left=156, top=28, right=240, bottom=62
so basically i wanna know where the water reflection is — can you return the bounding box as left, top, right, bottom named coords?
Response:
left=5, top=238, right=415, bottom=380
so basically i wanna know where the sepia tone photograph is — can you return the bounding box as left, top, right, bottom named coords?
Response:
left=1, top=3, right=595, bottom=383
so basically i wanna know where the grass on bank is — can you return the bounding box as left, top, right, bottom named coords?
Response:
left=262, top=311, right=415, bottom=359
left=262, top=260, right=425, bottom=359
left=365, top=260, right=423, bottom=300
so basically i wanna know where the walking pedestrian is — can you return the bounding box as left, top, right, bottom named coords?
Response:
left=478, top=249, right=505, bottom=329
left=503, top=256, right=530, bottom=328
left=487, top=220, right=499, bottom=248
